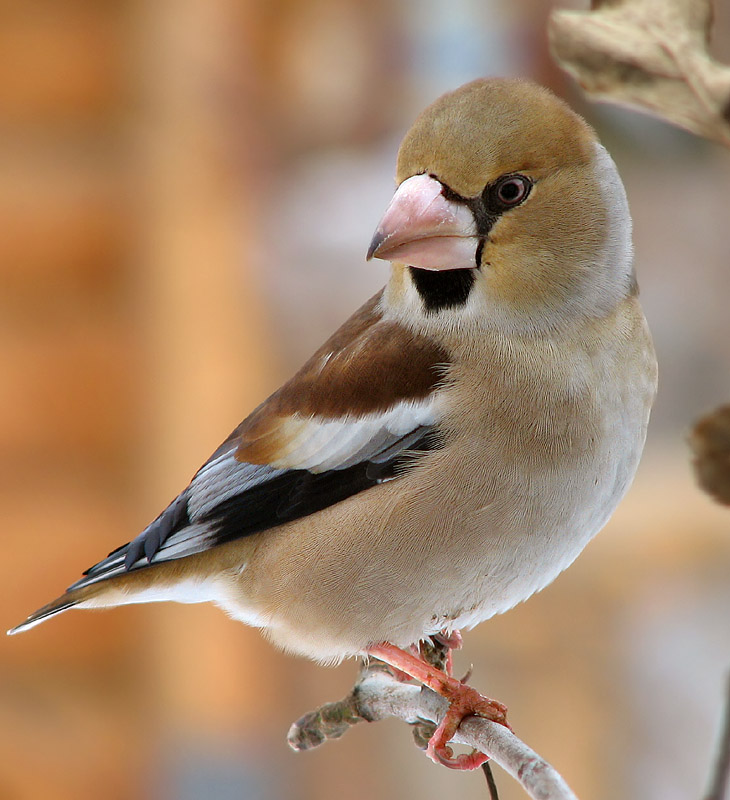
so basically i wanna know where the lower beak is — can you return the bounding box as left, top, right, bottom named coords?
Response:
left=367, top=174, right=479, bottom=271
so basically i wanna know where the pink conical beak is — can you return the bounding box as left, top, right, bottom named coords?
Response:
left=367, top=174, right=479, bottom=270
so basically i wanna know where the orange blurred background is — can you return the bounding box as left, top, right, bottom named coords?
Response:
left=2, top=2, right=730, bottom=799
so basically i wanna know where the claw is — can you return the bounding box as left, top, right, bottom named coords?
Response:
left=430, top=743, right=490, bottom=770
left=433, top=629, right=463, bottom=650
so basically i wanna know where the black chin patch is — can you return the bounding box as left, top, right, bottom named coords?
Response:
left=409, top=267, right=476, bottom=313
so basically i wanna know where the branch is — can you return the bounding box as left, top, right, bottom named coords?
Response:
left=549, top=0, right=730, bottom=148
left=702, top=671, right=730, bottom=800
left=288, top=663, right=579, bottom=800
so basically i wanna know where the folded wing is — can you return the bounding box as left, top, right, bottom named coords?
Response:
left=71, top=291, right=451, bottom=591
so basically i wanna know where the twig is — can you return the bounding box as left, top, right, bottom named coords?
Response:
left=483, top=761, right=501, bottom=800
left=702, top=671, right=730, bottom=800
left=288, top=664, right=579, bottom=800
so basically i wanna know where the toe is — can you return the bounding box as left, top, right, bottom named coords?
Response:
left=427, top=741, right=489, bottom=770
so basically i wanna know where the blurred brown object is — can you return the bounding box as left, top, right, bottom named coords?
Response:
left=251, top=0, right=399, bottom=153
left=549, top=0, right=730, bottom=148
left=0, top=1, right=122, bottom=124
left=690, top=405, right=730, bottom=506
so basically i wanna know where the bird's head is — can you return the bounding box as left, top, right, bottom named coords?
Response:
left=368, top=78, right=635, bottom=330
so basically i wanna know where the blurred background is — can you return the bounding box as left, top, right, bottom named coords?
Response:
left=2, top=0, right=730, bottom=798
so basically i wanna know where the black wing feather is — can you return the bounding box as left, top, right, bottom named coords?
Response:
left=201, top=426, right=438, bottom=547
left=71, top=426, right=439, bottom=591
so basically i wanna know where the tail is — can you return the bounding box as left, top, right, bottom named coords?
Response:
left=8, top=545, right=230, bottom=637
left=8, top=490, right=214, bottom=637
left=7, top=585, right=101, bottom=636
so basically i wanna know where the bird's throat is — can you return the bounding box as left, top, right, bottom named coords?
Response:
left=409, top=267, right=476, bottom=313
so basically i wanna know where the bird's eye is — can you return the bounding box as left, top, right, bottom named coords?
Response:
left=488, top=175, right=532, bottom=211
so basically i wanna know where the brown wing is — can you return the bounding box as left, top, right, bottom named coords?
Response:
left=230, top=290, right=450, bottom=465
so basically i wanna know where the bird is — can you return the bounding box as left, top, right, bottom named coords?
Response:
left=9, top=77, right=657, bottom=770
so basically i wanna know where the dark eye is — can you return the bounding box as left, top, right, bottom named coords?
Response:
left=488, top=175, right=532, bottom=211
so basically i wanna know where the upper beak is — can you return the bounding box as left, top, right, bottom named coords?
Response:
left=367, top=173, right=479, bottom=270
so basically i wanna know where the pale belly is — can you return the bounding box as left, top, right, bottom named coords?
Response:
left=432, top=384, right=652, bottom=635
left=220, top=394, right=649, bottom=662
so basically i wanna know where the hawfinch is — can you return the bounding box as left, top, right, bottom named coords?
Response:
left=10, top=78, right=657, bottom=770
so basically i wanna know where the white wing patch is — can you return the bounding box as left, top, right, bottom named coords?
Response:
left=268, top=398, right=440, bottom=472
left=70, top=395, right=443, bottom=590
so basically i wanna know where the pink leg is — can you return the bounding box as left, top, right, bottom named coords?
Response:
left=368, top=642, right=509, bottom=770
left=387, top=644, right=422, bottom=682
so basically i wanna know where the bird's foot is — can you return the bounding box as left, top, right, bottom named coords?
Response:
left=426, top=682, right=505, bottom=769
left=367, top=642, right=509, bottom=771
